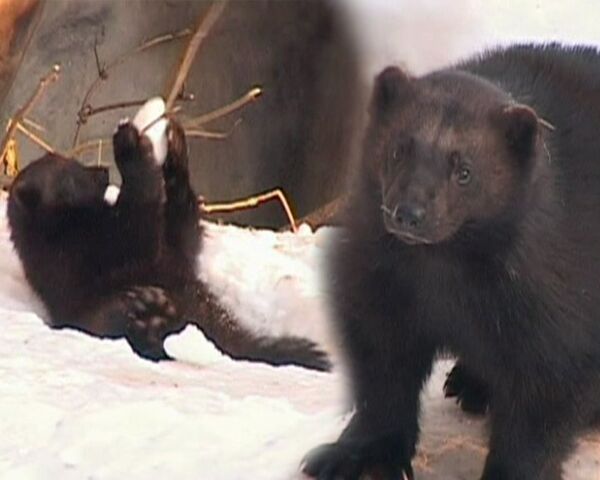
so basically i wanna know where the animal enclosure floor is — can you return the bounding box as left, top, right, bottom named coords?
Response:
left=0, top=195, right=598, bottom=480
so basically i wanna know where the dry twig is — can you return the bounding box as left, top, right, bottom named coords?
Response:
left=184, top=87, right=262, bottom=128
left=72, top=28, right=192, bottom=147
left=297, top=195, right=346, bottom=228
left=81, top=99, right=147, bottom=119
left=22, top=117, right=45, bottom=132
left=14, top=121, right=55, bottom=154
left=0, top=65, right=60, bottom=163
left=201, top=188, right=298, bottom=233
left=164, top=1, right=230, bottom=110
left=186, top=118, right=242, bottom=140
left=66, top=137, right=111, bottom=158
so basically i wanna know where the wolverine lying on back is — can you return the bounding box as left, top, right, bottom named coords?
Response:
left=303, top=43, right=600, bottom=479
left=8, top=99, right=330, bottom=371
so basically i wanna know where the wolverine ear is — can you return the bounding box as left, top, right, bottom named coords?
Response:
left=497, top=104, right=539, bottom=160
left=371, top=66, right=413, bottom=117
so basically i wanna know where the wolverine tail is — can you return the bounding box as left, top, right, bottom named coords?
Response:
left=180, top=281, right=332, bottom=372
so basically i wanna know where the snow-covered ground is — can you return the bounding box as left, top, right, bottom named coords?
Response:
left=1, top=190, right=599, bottom=480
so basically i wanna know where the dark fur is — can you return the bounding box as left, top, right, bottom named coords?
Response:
left=8, top=120, right=330, bottom=371
left=303, top=43, right=600, bottom=479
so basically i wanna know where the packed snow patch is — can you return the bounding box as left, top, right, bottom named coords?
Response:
left=0, top=193, right=598, bottom=479
left=132, top=96, right=168, bottom=166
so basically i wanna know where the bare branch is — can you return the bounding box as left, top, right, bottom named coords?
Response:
left=164, top=1, right=230, bottom=110
left=22, top=117, right=45, bottom=132
left=85, top=99, right=147, bottom=118
left=183, top=87, right=261, bottom=128
left=185, top=129, right=229, bottom=140
left=66, top=138, right=111, bottom=159
left=296, top=196, right=346, bottom=229
left=201, top=188, right=298, bottom=233
left=15, top=121, right=56, bottom=154
left=185, top=118, right=241, bottom=140
left=72, top=28, right=192, bottom=147
left=0, top=64, right=60, bottom=164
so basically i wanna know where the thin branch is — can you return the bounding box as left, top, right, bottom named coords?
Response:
left=15, top=122, right=56, bottom=154
left=539, top=117, right=555, bottom=131
left=66, top=138, right=112, bottom=158
left=201, top=188, right=298, bottom=233
left=93, top=35, right=108, bottom=79
left=183, top=87, right=262, bottom=128
left=85, top=99, right=147, bottom=118
left=164, top=1, right=230, bottom=110
left=186, top=129, right=229, bottom=140
left=97, top=138, right=103, bottom=166
left=22, top=117, right=46, bottom=132
left=186, top=118, right=242, bottom=140
left=72, top=28, right=192, bottom=147
left=134, top=30, right=192, bottom=54
left=296, top=195, right=346, bottom=229
left=0, top=65, right=60, bottom=163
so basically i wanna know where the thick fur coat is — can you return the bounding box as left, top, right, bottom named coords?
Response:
left=8, top=117, right=330, bottom=371
left=303, top=44, right=600, bottom=479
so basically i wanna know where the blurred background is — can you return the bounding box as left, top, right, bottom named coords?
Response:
left=2, top=0, right=600, bottom=228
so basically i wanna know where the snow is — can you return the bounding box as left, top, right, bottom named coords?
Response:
left=197, top=221, right=339, bottom=356
left=103, top=184, right=120, bottom=206
left=132, top=97, right=168, bottom=166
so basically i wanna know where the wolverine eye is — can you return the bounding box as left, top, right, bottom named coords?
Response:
left=456, top=165, right=472, bottom=186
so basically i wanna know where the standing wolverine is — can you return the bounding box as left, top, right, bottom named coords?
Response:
left=303, top=44, right=600, bottom=479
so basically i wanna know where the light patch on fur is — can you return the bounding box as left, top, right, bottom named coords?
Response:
left=103, top=185, right=121, bottom=206
left=133, top=97, right=168, bottom=166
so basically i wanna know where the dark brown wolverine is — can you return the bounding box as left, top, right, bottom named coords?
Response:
left=303, top=43, right=600, bottom=479
left=8, top=119, right=330, bottom=371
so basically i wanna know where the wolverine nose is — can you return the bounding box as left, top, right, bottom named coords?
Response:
left=393, top=204, right=426, bottom=228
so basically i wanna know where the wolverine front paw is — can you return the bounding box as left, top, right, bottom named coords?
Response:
left=112, top=122, right=157, bottom=171
left=444, top=362, right=490, bottom=415
left=124, top=286, right=181, bottom=361
left=162, top=120, right=190, bottom=185
left=302, top=440, right=414, bottom=480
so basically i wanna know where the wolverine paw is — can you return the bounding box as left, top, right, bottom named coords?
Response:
left=124, top=286, right=180, bottom=361
left=163, top=120, right=190, bottom=185
left=113, top=122, right=157, bottom=172
left=302, top=440, right=414, bottom=480
left=444, top=362, right=490, bottom=415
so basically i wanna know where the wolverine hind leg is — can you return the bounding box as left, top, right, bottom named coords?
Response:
left=78, top=285, right=186, bottom=361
